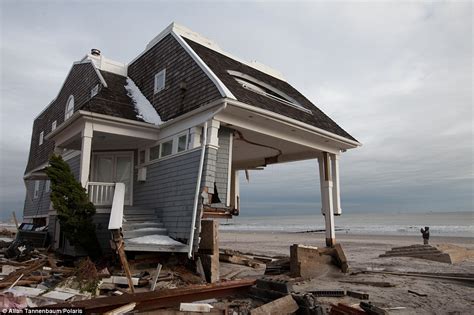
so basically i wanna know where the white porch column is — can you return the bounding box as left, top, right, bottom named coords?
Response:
left=189, top=126, right=202, bottom=149
left=318, top=152, right=335, bottom=247
left=206, top=119, right=220, bottom=149
left=79, top=122, right=93, bottom=188
left=230, top=169, right=240, bottom=212
left=331, top=153, right=342, bottom=215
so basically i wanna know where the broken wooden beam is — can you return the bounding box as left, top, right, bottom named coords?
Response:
left=346, top=290, right=369, bottom=300
left=250, top=294, right=299, bottom=315
left=40, top=279, right=256, bottom=313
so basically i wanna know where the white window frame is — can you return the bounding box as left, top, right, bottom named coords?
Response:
left=65, top=95, right=74, bottom=121
left=91, top=84, right=99, bottom=97
left=33, top=180, right=40, bottom=199
left=159, top=139, right=173, bottom=158
left=174, top=132, right=188, bottom=154
left=154, top=69, right=166, bottom=94
left=51, top=120, right=57, bottom=131
left=39, top=131, right=44, bottom=146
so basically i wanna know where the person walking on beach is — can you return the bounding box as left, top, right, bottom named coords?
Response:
left=420, top=226, right=430, bottom=245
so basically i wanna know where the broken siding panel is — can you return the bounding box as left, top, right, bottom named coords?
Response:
left=23, top=180, right=50, bottom=218
left=133, top=150, right=201, bottom=242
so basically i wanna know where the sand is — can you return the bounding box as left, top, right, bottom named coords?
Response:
left=221, top=231, right=474, bottom=314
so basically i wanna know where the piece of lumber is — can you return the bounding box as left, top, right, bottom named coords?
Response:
left=408, top=289, right=427, bottom=297
left=339, top=280, right=395, bottom=287
left=150, top=263, right=162, bottom=291
left=180, top=302, right=214, bottom=312
left=347, top=290, right=369, bottom=300
left=251, top=294, right=299, bottom=315
left=43, top=279, right=256, bottom=313
left=333, top=243, right=349, bottom=273
left=12, top=212, right=19, bottom=230
left=104, top=302, right=136, bottom=315
left=112, top=230, right=135, bottom=293
left=359, top=301, right=388, bottom=315
left=329, top=303, right=366, bottom=315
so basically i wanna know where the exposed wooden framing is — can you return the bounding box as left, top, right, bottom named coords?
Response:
left=44, top=279, right=256, bottom=313
left=111, top=230, right=135, bottom=293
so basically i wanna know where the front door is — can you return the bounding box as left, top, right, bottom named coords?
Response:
left=91, top=152, right=133, bottom=205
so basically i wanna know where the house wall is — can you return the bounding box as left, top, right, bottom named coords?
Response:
left=127, top=34, right=221, bottom=121
left=133, top=149, right=201, bottom=242
left=25, top=62, right=102, bottom=174
left=214, top=127, right=232, bottom=205
left=23, top=180, right=50, bottom=219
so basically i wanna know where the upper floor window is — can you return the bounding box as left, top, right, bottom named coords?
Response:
left=65, top=95, right=74, bottom=121
left=39, top=131, right=44, bottom=145
left=91, top=84, right=99, bottom=97
left=177, top=134, right=187, bottom=153
left=51, top=120, right=57, bottom=131
left=45, top=180, right=51, bottom=193
left=33, top=181, right=40, bottom=199
left=154, top=69, right=166, bottom=94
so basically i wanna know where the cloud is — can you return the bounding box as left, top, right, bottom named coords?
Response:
left=0, top=1, right=472, bottom=220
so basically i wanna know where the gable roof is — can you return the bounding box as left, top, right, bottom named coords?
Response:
left=184, top=38, right=356, bottom=142
left=133, top=23, right=358, bottom=143
left=80, top=70, right=144, bottom=122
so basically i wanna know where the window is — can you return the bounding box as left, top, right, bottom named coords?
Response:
left=177, top=134, right=187, bottom=152
left=39, top=131, right=44, bottom=145
left=160, top=140, right=173, bottom=157
left=45, top=180, right=51, bottom=193
left=150, top=145, right=160, bottom=161
left=154, top=69, right=166, bottom=93
left=65, top=95, right=74, bottom=120
left=33, top=181, right=40, bottom=199
left=51, top=120, right=57, bottom=131
left=91, top=84, right=99, bottom=97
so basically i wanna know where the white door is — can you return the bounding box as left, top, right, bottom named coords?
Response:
left=92, top=152, right=133, bottom=205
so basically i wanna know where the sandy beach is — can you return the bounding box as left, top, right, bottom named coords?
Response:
left=221, top=230, right=474, bottom=314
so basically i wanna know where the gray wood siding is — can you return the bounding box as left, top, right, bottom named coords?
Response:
left=128, top=34, right=221, bottom=122
left=66, top=153, right=81, bottom=181
left=133, top=149, right=201, bottom=242
left=23, top=180, right=50, bottom=218
left=25, top=63, right=102, bottom=174
left=214, top=128, right=232, bottom=205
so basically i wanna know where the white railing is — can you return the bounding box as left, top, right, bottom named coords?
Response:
left=108, top=182, right=125, bottom=230
left=88, top=182, right=116, bottom=206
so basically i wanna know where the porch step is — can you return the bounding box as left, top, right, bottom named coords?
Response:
left=123, top=215, right=159, bottom=222
left=123, top=222, right=164, bottom=230
left=123, top=227, right=168, bottom=239
left=124, top=243, right=188, bottom=253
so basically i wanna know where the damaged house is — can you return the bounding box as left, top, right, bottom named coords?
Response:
left=22, top=23, right=360, bottom=258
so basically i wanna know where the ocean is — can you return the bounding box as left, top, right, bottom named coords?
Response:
left=219, top=211, right=474, bottom=237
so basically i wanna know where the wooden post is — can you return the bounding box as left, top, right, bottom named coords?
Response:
left=79, top=123, right=93, bottom=188
left=198, top=220, right=219, bottom=283
left=318, top=153, right=335, bottom=247
left=112, top=230, right=135, bottom=293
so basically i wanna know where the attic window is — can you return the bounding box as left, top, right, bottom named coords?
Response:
left=51, top=120, right=57, bottom=131
left=91, top=84, right=99, bottom=97
left=227, top=70, right=312, bottom=114
left=39, top=131, right=44, bottom=145
left=154, top=69, right=166, bottom=93
left=65, top=95, right=74, bottom=120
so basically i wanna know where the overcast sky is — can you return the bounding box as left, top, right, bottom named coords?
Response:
left=0, top=1, right=472, bottom=221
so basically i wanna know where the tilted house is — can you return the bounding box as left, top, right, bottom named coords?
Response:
left=23, top=23, right=360, bottom=257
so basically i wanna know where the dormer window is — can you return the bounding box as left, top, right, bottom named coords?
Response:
left=39, top=131, right=44, bottom=145
left=228, top=70, right=312, bottom=114
left=65, top=95, right=74, bottom=120
left=91, top=84, right=99, bottom=97
left=154, top=69, right=166, bottom=93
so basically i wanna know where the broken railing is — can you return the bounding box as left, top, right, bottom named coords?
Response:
left=88, top=182, right=116, bottom=206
